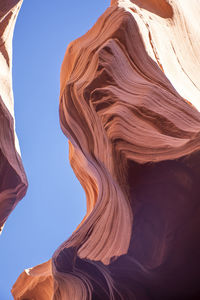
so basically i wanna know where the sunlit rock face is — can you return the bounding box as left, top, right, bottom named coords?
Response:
left=12, top=0, right=200, bottom=299
left=0, top=0, right=27, bottom=233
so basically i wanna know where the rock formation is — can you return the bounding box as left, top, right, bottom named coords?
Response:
left=0, top=0, right=27, bottom=233
left=11, top=0, right=200, bottom=299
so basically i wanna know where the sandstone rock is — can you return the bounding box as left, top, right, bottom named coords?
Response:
left=12, top=1, right=200, bottom=299
left=0, top=0, right=27, bottom=233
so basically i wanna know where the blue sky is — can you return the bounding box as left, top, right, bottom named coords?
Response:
left=0, top=1, right=109, bottom=298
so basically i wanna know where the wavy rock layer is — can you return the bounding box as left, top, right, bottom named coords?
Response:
left=0, top=0, right=27, bottom=233
left=12, top=1, right=200, bottom=299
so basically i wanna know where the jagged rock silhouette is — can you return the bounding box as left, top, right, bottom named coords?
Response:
left=0, top=0, right=27, bottom=234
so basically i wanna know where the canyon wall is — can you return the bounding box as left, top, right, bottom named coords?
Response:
left=11, top=0, right=200, bottom=299
left=0, top=0, right=27, bottom=233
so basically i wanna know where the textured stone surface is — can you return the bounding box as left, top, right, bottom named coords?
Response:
left=0, top=0, right=27, bottom=233
left=12, top=0, right=200, bottom=299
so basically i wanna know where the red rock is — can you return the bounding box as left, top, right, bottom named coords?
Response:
left=0, top=0, right=27, bottom=233
left=12, top=0, right=200, bottom=299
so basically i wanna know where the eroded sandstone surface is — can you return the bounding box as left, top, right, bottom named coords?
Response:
left=10, top=0, right=200, bottom=299
left=0, top=0, right=27, bottom=233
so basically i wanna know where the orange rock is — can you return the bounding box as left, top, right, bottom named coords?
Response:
left=12, top=1, right=200, bottom=299
left=12, top=260, right=53, bottom=300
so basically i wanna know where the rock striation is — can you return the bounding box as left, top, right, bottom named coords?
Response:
left=0, top=0, right=27, bottom=233
left=12, top=0, right=200, bottom=299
